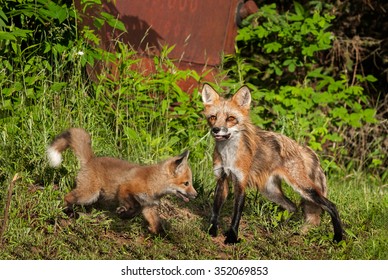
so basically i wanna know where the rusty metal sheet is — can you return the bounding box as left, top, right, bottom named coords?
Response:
left=113, top=0, right=241, bottom=66
left=76, top=0, right=258, bottom=89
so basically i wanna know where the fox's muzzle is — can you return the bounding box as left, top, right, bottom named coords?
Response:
left=211, top=127, right=231, bottom=141
left=177, top=188, right=197, bottom=202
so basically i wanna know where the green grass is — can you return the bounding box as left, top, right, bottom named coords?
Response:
left=0, top=154, right=387, bottom=260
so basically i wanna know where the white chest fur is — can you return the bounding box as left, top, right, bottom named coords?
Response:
left=214, top=135, right=244, bottom=182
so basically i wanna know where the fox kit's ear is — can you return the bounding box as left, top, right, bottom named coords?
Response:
left=232, top=86, right=251, bottom=109
left=178, top=150, right=190, bottom=160
left=170, top=150, right=190, bottom=175
left=201, top=84, right=220, bottom=105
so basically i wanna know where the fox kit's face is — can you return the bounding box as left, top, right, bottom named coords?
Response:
left=201, top=84, right=251, bottom=142
left=166, top=151, right=197, bottom=202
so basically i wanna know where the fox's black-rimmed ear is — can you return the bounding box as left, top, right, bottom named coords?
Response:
left=177, top=150, right=190, bottom=160
left=201, top=84, right=220, bottom=105
left=170, top=150, right=190, bottom=175
left=232, top=86, right=251, bottom=109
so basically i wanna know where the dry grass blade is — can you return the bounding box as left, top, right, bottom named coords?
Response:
left=0, top=173, right=20, bottom=244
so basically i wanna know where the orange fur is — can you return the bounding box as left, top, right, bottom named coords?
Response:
left=201, top=84, right=343, bottom=244
left=47, top=128, right=197, bottom=234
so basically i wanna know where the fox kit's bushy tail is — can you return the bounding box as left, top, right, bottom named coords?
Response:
left=47, top=128, right=94, bottom=168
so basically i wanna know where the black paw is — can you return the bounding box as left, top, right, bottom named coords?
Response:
left=333, top=232, right=343, bottom=243
left=63, top=207, right=79, bottom=219
left=208, top=224, right=218, bottom=237
left=224, top=229, right=240, bottom=244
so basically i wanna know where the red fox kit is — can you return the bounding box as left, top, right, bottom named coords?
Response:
left=200, top=84, right=343, bottom=244
left=47, top=128, right=197, bottom=234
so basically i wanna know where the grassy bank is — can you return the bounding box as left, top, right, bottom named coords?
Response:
left=0, top=166, right=387, bottom=259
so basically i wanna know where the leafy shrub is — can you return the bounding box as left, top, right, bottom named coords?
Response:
left=91, top=43, right=208, bottom=162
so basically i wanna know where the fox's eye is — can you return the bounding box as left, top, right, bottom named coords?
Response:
left=183, top=181, right=190, bottom=186
left=208, top=115, right=217, bottom=122
left=227, top=116, right=236, bottom=122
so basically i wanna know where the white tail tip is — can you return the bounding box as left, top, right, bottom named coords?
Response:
left=47, top=146, right=62, bottom=167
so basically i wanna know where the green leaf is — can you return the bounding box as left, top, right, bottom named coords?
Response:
left=331, top=107, right=348, bottom=119
left=0, top=8, right=8, bottom=27
left=348, top=113, right=362, bottom=127
left=101, top=12, right=127, bottom=32
left=124, top=127, right=140, bottom=141
left=363, top=74, right=378, bottom=82
left=51, top=82, right=68, bottom=92
left=264, top=42, right=282, bottom=53
left=363, top=108, right=376, bottom=123
left=2, top=99, right=12, bottom=110
left=254, top=26, right=269, bottom=38
left=294, top=1, right=305, bottom=15
left=0, top=31, right=16, bottom=41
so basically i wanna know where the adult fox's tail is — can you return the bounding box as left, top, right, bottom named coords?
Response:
left=47, top=128, right=94, bottom=168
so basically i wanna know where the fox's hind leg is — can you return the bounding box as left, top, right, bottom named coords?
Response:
left=142, top=206, right=162, bottom=234
left=300, top=199, right=322, bottom=234
left=296, top=174, right=343, bottom=242
left=64, top=187, right=100, bottom=206
left=64, top=176, right=100, bottom=216
left=302, top=188, right=343, bottom=242
left=262, top=175, right=297, bottom=213
left=301, top=168, right=327, bottom=231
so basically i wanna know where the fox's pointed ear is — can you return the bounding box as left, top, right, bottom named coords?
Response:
left=232, top=86, right=251, bottom=109
left=201, top=84, right=220, bottom=105
left=170, top=150, right=190, bottom=174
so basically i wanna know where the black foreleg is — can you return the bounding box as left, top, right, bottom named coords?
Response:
left=224, top=183, right=246, bottom=244
left=209, top=172, right=228, bottom=237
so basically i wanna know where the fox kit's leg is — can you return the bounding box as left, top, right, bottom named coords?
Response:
left=209, top=172, right=229, bottom=237
left=64, top=177, right=100, bottom=208
left=224, top=177, right=246, bottom=244
left=64, top=188, right=100, bottom=207
left=142, top=206, right=162, bottom=234
left=63, top=173, right=100, bottom=217
left=116, top=194, right=142, bottom=219
left=262, top=175, right=297, bottom=213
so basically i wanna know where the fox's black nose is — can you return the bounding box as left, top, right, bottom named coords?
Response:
left=212, top=127, right=221, bottom=134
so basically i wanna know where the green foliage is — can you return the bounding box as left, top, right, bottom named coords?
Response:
left=90, top=43, right=207, bottom=163
left=223, top=2, right=383, bottom=174
left=232, top=2, right=334, bottom=87
left=0, top=0, right=208, bottom=167
left=0, top=0, right=77, bottom=62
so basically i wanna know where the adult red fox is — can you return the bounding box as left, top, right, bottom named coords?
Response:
left=200, top=84, right=343, bottom=244
left=47, top=128, right=197, bottom=234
